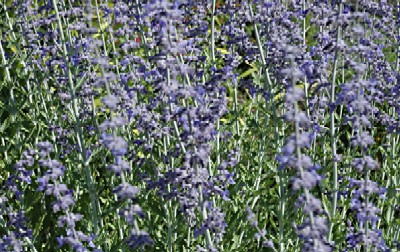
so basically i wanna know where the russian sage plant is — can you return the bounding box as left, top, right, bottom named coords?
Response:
left=2, top=0, right=400, bottom=251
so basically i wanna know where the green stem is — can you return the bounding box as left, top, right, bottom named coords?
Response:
left=249, top=3, right=284, bottom=250
left=386, top=0, right=400, bottom=236
left=51, top=0, right=100, bottom=234
left=292, top=84, right=317, bottom=249
left=187, top=112, right=215, bottom=250
left=327, top=1, right=343, bottom=241
left=302, top=0, right=310, bottom=119
left=210, top=0, right=221, bottom=167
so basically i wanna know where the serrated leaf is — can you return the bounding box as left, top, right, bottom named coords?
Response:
left=0, top=116, right=12, bottom=133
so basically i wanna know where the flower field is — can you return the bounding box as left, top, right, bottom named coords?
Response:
left=1, top=0, right=400, bottom=251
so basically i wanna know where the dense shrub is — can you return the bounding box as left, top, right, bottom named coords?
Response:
left=1, top=0, right=400, bottom=251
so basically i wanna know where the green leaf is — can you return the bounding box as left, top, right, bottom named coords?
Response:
left=321, top=193, right=331, bottom=219
left=238, top=64, right=257, bottom=80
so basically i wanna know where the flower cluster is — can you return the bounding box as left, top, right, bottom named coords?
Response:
left=99, top=89, right=153, bottom=250
left=36, top=142, right=101, bottom=252
left=0, top=148, right=36, bottom=251
left=333, top=3, right=394, bottom=250
left=276, top=45, right=333, bottom=251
